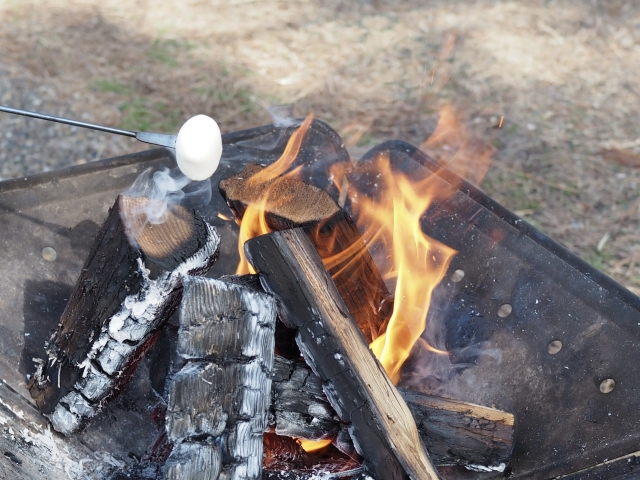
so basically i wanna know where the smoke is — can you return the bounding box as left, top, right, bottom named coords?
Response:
left=121, top=167, right=212, bottom=242
left=266, top=104, right=297, bottom=128
left=398, top=283, right=503, bottom=402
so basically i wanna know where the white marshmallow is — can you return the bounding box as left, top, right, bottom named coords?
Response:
left=175, top=115, right=222, bottom=181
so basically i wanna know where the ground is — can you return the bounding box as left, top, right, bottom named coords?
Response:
left=1, top=0, right=639, bottom=293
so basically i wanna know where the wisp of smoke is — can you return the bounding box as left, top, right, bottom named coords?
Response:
left=399, top=284, right=503, bottom=401
left=267, top=104, right=298, bottom=128
left=121, top=166, right=212, bottom=244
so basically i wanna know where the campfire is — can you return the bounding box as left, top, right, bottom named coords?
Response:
left=2, top=112, right=636, bottom=480
left=24, top=111, right=513, bottom=479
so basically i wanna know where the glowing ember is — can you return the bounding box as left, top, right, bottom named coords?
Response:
left=299, top=438, right=333, bottom=453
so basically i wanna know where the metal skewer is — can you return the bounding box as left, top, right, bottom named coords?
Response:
left=0, top=105, right=177, bottom=149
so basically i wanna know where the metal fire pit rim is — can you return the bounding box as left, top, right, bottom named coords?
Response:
left=362, top=139, right=640, bottom=314
left=0, top=148, right=171, bottom=195
left=0, top=118, right=340, bottom=196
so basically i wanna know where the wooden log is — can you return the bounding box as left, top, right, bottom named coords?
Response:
left=245, top=228, right=441, bottom=480
left=164, top=276, right=277, bottom=480
left=270, top=356, right=514, bottom=471
left=164, top=442, right=222, bottom=480
left=219, top=164, right=391, bottom=342
left=27, top=195, right=220, bottom=435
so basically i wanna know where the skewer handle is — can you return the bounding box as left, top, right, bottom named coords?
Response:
left=0, top=105, right=137, bottom=138
left=0, top=105, right=178, bottom=149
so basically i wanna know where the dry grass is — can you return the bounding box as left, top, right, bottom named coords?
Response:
left=1, top=0, right=640, bottom=292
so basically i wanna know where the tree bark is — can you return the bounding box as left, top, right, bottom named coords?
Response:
left=219, top=164, right=391, bottom=342
left=245, top=228, right=441, bottom=480
left=28, top=195, right=220, bottom=435
left=165, top=276, right=277, bottom=480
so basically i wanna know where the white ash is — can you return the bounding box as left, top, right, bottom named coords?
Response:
left=44, top=221, right=220, bottom=435
left=465, top=462, right=506, bottom=473
left=166, top=276, right=276, bottom=480
left=164, top=442, right=222, bottom=480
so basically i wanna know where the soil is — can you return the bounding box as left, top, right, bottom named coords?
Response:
left=1, top=0, right=640, bottom=292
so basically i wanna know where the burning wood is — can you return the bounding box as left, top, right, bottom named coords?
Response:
left=28, top=194, right=220, bottom=435
left=219, top=164, right=391, bottom=343
left=271, top=355, right=514, bottom=471
left=22, top=115, right=516, bottom=479
left=245, top=228, right=441, bottom=480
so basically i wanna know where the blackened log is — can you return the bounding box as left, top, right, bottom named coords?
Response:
left=28, top=195, right=220, bottom=435
left=219, top=165, right=390, bottom=342
left=270, top=356, right=340, bottom=442
left=165, top=276, right=276, bottom=480
left=270, top=356, right=514, bottom=471
left=400, top=389, right=513, bottom=472
left=245, top=229, right=440, bottom=480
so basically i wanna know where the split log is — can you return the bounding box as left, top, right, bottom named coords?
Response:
left=219, top=164, right=391, bottom=342
left=271, top=356, right=514, bottom=471
left=245, top=228, right=441, bottom=480
left=28, top=195, right=220, bottom=435
left=164, top=276, right=277, bottom=480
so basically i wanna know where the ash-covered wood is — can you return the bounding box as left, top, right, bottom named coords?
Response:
left=165, top=276, right=276, bottom=480
left=270, top=355, right=340, bottom=442
left=164, top=442, right=221, bottom=480
left=271, top=356, right=514, bottom=470
left=28, top=195, right=220, bottom=435
left=220, top=165, right=390, bottom=342
left=245, top=228, right=440, bottom=480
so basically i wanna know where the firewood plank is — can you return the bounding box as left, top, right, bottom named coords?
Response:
left=245, top=228, right=441, bottom=480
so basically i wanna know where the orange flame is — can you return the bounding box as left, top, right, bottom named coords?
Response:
left=420, top=105, right=494, bottom=186
left=351, top=154, right=458, bottom=384
left=233, top=106, right=491, bottom=385
left=235, top=114, right=314, bottom=274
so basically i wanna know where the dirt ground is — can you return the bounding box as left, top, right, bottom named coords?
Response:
left=1, top=0, right=640, bottom=293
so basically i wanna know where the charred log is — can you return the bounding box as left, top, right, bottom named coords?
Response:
left=28, top=195, right=220, bottom=435
left=270, top=356, right=339, bottom=442
left=270, top=356, right=514, bottom=471
left=164, top=276, right=277, bottom=480
left=245, top=228, right=440, bottom=480
left=219, top=164, right=391, bottom=342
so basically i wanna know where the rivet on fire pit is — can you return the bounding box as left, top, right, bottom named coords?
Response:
left=498, top=303, right=512, bottom=318
left=450, top=269, right=465, bottom=282
left=600, top=378, right=615, bottom=394
left=548, top=340, right=562, bottom=354
left=42, top=247, right=57, bottom=262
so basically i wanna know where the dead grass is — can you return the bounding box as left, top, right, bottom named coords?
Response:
left=1, top=0, right=640, bottom=292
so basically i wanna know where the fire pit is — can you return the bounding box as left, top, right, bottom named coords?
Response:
left=0, top=119, right=639, bottom=479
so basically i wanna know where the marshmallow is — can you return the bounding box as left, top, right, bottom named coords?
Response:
left=175, top=115, right=222, bottom=181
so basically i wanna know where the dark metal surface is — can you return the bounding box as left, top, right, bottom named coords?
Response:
left=0, top=118, right=637, bottom=479
left=348, top=141, right=640, bottom=479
